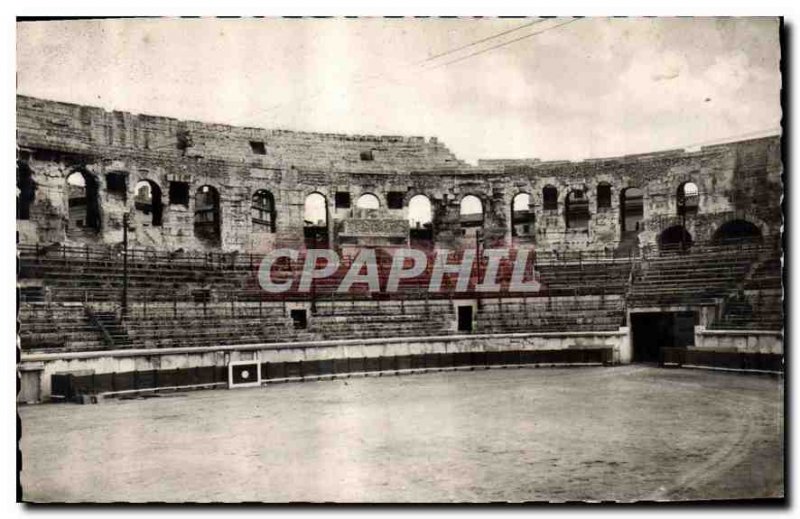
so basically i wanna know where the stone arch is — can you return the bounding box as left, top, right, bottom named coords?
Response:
left=356, top=193, right=381, bottom=210
left=304, top=192, right=329, bottom=248
left=194, top=185, right=221, bottom=244
left=511, top=192, right=534, bottom=237
left=408, top=194, right=434, bottom=244
left=659, top=225, right=692, bottom=250
left=565, top=189, right=590, bottom=229
left=66, top=170, right=101, bottom=231
left=712, top=219, right=763, bottom=245
left=252, top=189, right=276, bottom=233
left=677, top=181, right=699, bottom=216
left=134, top=179, right=163, bottom=227
left=459, top=194, right=484, bottom=228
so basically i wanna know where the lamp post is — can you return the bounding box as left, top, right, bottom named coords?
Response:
left=680, top=209, right=687, bottom=252
left=121, top=212, right=129, bottom=318
left=475, top=228, right=483, bottom=298
left=677, top=193, right=689, bottom=252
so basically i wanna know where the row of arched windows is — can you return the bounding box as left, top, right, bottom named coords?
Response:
left=17, top=166, right=706, bottom=246
left=471, top=182, right=699, bottom=234
left=303, top=193, right=435, bottom=227
left=457, top=187, right=642, bottom=233
left=658, top=219, right=762, bottom=250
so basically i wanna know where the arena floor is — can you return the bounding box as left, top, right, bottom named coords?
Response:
left=19, top=365, right=784, bottom=503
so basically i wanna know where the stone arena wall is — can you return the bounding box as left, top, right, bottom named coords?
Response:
left=18, top=328, right=628, bottom=403
left=17, top=95, right=782, bottom=255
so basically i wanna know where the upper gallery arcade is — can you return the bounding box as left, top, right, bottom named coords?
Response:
left=16, top=95, right=782, bottom=255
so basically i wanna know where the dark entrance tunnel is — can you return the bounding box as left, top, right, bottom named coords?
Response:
left=631, top=311, right=696, bottom=363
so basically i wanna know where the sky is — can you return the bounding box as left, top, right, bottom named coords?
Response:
left=16, top=17, right=782, bottom=164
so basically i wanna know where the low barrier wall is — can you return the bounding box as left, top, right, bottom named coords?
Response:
left=695, top=326, right=783, bottom=354
left=659, top=347, right=783, bottom=373
left=18, top=329, right=629, bottom=403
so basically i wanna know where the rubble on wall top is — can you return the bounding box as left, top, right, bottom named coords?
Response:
left=18, top=95, right=433, bottom=144
left=17, top=94, right=780, bottom=174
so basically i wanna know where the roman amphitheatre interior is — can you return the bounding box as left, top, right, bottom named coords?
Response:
left=15, top=16, right=784, bottom=503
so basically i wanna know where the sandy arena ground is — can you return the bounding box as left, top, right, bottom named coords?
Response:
left=19, top=365, right=784, bottom=503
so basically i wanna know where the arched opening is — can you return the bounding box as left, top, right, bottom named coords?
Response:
left=194, top=185, right=221, bottom=244
left=512, top=192, right=534, bottom=237
left=134, top=180, right=163, bottom=227
left=712, top=220, right=762, bottom=245
left=304, top=192, right=329, bottom=248
left=408, top=194, right=433, bottom=243
left=597, top=182, right=611, bottom=210
left=356, top=193, right=381, bottom=210
left=17, top=162, right=35, bottom=220
left=66, top=171, right=101, bottom=231
left=677, top=181, right=699, bottom=216
left=565, top=189, right=590, bottom=230
left=620, top=187, right=643, bottom=232
left=542, top=185, right=558, bottom=211
left=459, top=195, right=484, bottom=228
left=659, top=225, right=693, bottom=251
left=252, top=190, right=276, bottom=232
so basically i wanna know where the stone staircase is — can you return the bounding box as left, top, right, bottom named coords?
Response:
left=89, top=310, right=134, bottom=348
left=615, top=230, right=639, bottom=256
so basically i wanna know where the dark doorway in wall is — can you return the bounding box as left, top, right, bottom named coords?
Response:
left=169, top=181, right=190, bottom=206
left=457, top=305, right=473, bottom=332
left=597, top=183, right=611, bottom=210
left=106, top=172, right=128, bottom=200
left=335, top=192, right=351, bottom=209
left=631, top=311, right=696, bottom=362
left=17, top=163, right=35, bottom=220
left=249, top=141, right=266, bottom=155
left=542, top=185, right=558, bottom=210
left=712, top=219, right=762, bottom=245
left=659, top=225, right=693, bottom=251
left=290, top=309, right=308, bottom=330
left=620, top=187, right=643, bottom=232
left=194, top=185, right=221, bottom=244
left=251, top=190, right=276, bottom=232
left=565, top=190, right=590, bottom=229
left=387, top=191, right=405, bottom=210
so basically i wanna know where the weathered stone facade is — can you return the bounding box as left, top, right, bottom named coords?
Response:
left=17, top=95, right=782, bottom=255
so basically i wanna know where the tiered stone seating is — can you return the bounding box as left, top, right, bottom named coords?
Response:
left=18, top=304, right=105, bottom=352
left=710, top=290, right=783, bottom=331
left=18, top=241, right=780, bottom=354
left=475, top=296, right=625, bottom=333
left=19, top=244, right=635, bottom=303
left=745, top=258, right=782, bottom=290
left=308, top=300, right=454, bottom=340
left=120, top=302, right=299, bottom=348
left=707, top=245, right=783, bottom=330
left=18, top=244, right=252, bottom=303
left=535, top=259, right=632, bottom=297
left=628, top=245, right=761, bottom=307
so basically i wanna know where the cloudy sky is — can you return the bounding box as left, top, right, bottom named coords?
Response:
left=17, top=17, right=781, bottom=164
